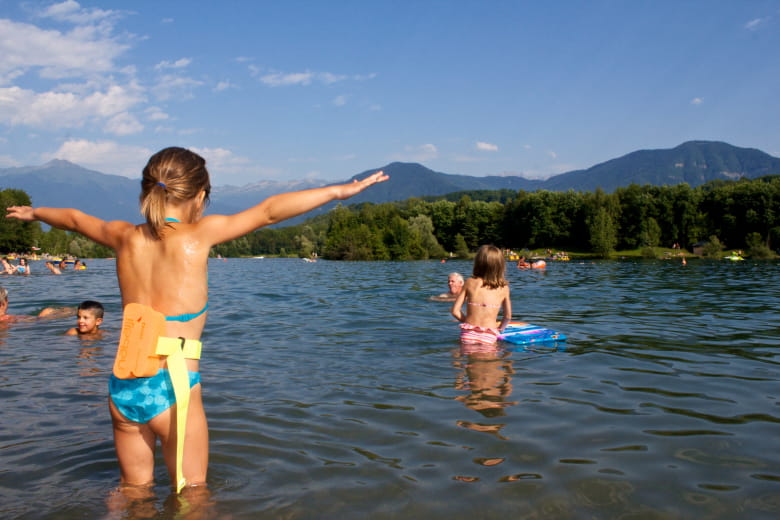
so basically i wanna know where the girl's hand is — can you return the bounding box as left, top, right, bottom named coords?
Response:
left=335, top=171, right=388, bottom=200
left=6, top=206, right=36, bottom=221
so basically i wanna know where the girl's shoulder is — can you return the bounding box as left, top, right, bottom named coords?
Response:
left=464, top=276, right=484, bottom=288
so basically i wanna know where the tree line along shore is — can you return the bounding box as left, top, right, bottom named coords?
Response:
left=2, top=175, right=778, bottom=261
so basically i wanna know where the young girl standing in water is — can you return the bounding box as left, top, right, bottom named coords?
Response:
left=451, top=245, right=512, bottom=345
left=6, top=147, right=388, bottom=493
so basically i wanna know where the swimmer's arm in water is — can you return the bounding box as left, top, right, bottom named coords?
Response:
left=6, top=206, right=132, bottom=250
left=200, top=170, right=389, bottom=245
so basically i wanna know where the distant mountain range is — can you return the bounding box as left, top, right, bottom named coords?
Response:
left=0, top=141, right=777, bottom=224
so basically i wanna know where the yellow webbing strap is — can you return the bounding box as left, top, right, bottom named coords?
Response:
left=156, top=336, right=202, bottom=493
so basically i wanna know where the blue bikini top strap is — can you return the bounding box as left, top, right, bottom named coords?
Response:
left=165, top=217, right=181, bottom=223
left=165, top=302, right=209, bottom=322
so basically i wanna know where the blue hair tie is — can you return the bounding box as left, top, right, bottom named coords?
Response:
left=157, top=182, right=167, bottom=190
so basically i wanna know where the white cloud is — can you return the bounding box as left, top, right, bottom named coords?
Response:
left=547, top=150, right=557, bottom=159
left=104, top=112, right=143, bottom=135
left=320, top=72, right=347, bottom=84
left=154, top=58, right=192, bottom=70
left=213, top=80, right=234, bottom=92
left=0, top=84, right=145, bottom=131
left=0, top=154, right=21, bottom=167
left=145, top=106, right=169, bottom=121
left=151, top=74, right=204, bottom=101
left=691, top=97, right=703, bottom=105
left=252, top=68, right=376, bottom=87
left=476, top=141, right=498, bottom=152
left=393, top=143, right=438, bottom=162
left=189, top=146, right=250, bottom=172
left=0, top=18, right=129, bottom=82
left=43, top=139, right=151, bottom=177
left=744, top=17, right=766, bottom=30
left=332, top=95, right=347, bottom=106
left=259, top=71, right=315, bottom=87
left=40, top=0, right=122, bottom=26
left=187, top=146, right=273, bottom=183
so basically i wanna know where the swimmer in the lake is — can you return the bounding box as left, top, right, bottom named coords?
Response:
left=430, top=272, right=464, bottom=302
left=66, top=300, right=104, bottom=338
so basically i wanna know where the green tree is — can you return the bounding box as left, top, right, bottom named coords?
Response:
left=426, top=199, right=456, bottom=252
left=589, top=206, right=617, bottom=258
left=325, top=222, right=383, bottom=260
left=641, top=217, right=661, bottom=247
left=0, top=189, right=35, bottom=252
left=453, top=233, right=470, bottom=258
left=408, top=214, right=446, bottom=259
left=383, top=215, right=415, bottom=260
left=295, top=234, right=316, bottom=258
left=39, top=228, right=69, bottom=256
left=452, top=195, right=481, bottom=250
left=746, top=232, right=773, bottom=259
left=68, top=238, right=83, bottom=257
left=702, top=235, right=724, bottom=258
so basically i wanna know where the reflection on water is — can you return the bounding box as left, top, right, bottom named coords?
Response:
left=77, top=343, right=104, bottom=379
left=0, top=258, right=779, bottom=519
left=454, top=346, right=516, bottom=441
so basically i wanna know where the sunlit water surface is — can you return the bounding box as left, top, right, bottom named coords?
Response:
left=1, top=258, right=779, bottom=519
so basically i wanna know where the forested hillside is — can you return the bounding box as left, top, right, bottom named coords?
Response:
left=4, top=176, right=779, bottom=260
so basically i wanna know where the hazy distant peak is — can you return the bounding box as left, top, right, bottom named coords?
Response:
left=42, top=159, right=79, bottom=168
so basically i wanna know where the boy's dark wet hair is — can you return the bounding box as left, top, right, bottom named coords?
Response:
left=78, top=300, right=104, bottom=319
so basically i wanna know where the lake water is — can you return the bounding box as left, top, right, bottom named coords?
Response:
left=1, top=257, right=779, bottom=519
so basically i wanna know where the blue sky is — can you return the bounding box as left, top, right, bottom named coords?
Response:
left=1, top=0, right=778, bottom=186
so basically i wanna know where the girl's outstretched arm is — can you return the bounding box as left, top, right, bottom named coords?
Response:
left=6, top=206, right=131, bottom=250
left=200, top=170, right=389, bottom=245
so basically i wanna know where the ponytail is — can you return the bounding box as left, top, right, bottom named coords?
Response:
left=139, top=147, right=211, bottom=239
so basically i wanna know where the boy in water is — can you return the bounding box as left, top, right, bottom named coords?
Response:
left=66, top=300, right=104, bottom=338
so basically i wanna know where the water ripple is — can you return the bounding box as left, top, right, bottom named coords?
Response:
left=1, top=258, right=779, bottom=519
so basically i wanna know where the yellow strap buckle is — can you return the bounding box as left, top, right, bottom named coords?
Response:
left=156, top=336, right=202, bottom=359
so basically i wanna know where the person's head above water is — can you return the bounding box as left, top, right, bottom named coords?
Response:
left=448, top=272, right=464, bottom=295
left=140, top=147, right=212, bottom=239
left=472, top=245, right=507, bottom=289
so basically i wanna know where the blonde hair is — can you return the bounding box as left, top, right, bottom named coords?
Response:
left=472, top=245, right=507, bottom=289
left=0, top=286, right=7, bottom=305
left=140, top=147, right=211, bottom=239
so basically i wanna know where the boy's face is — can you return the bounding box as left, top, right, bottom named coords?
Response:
left=76, top=309, right=102, bottom=335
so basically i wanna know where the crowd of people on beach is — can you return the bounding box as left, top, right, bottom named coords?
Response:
left=1, top=255, right=88, bottom=275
